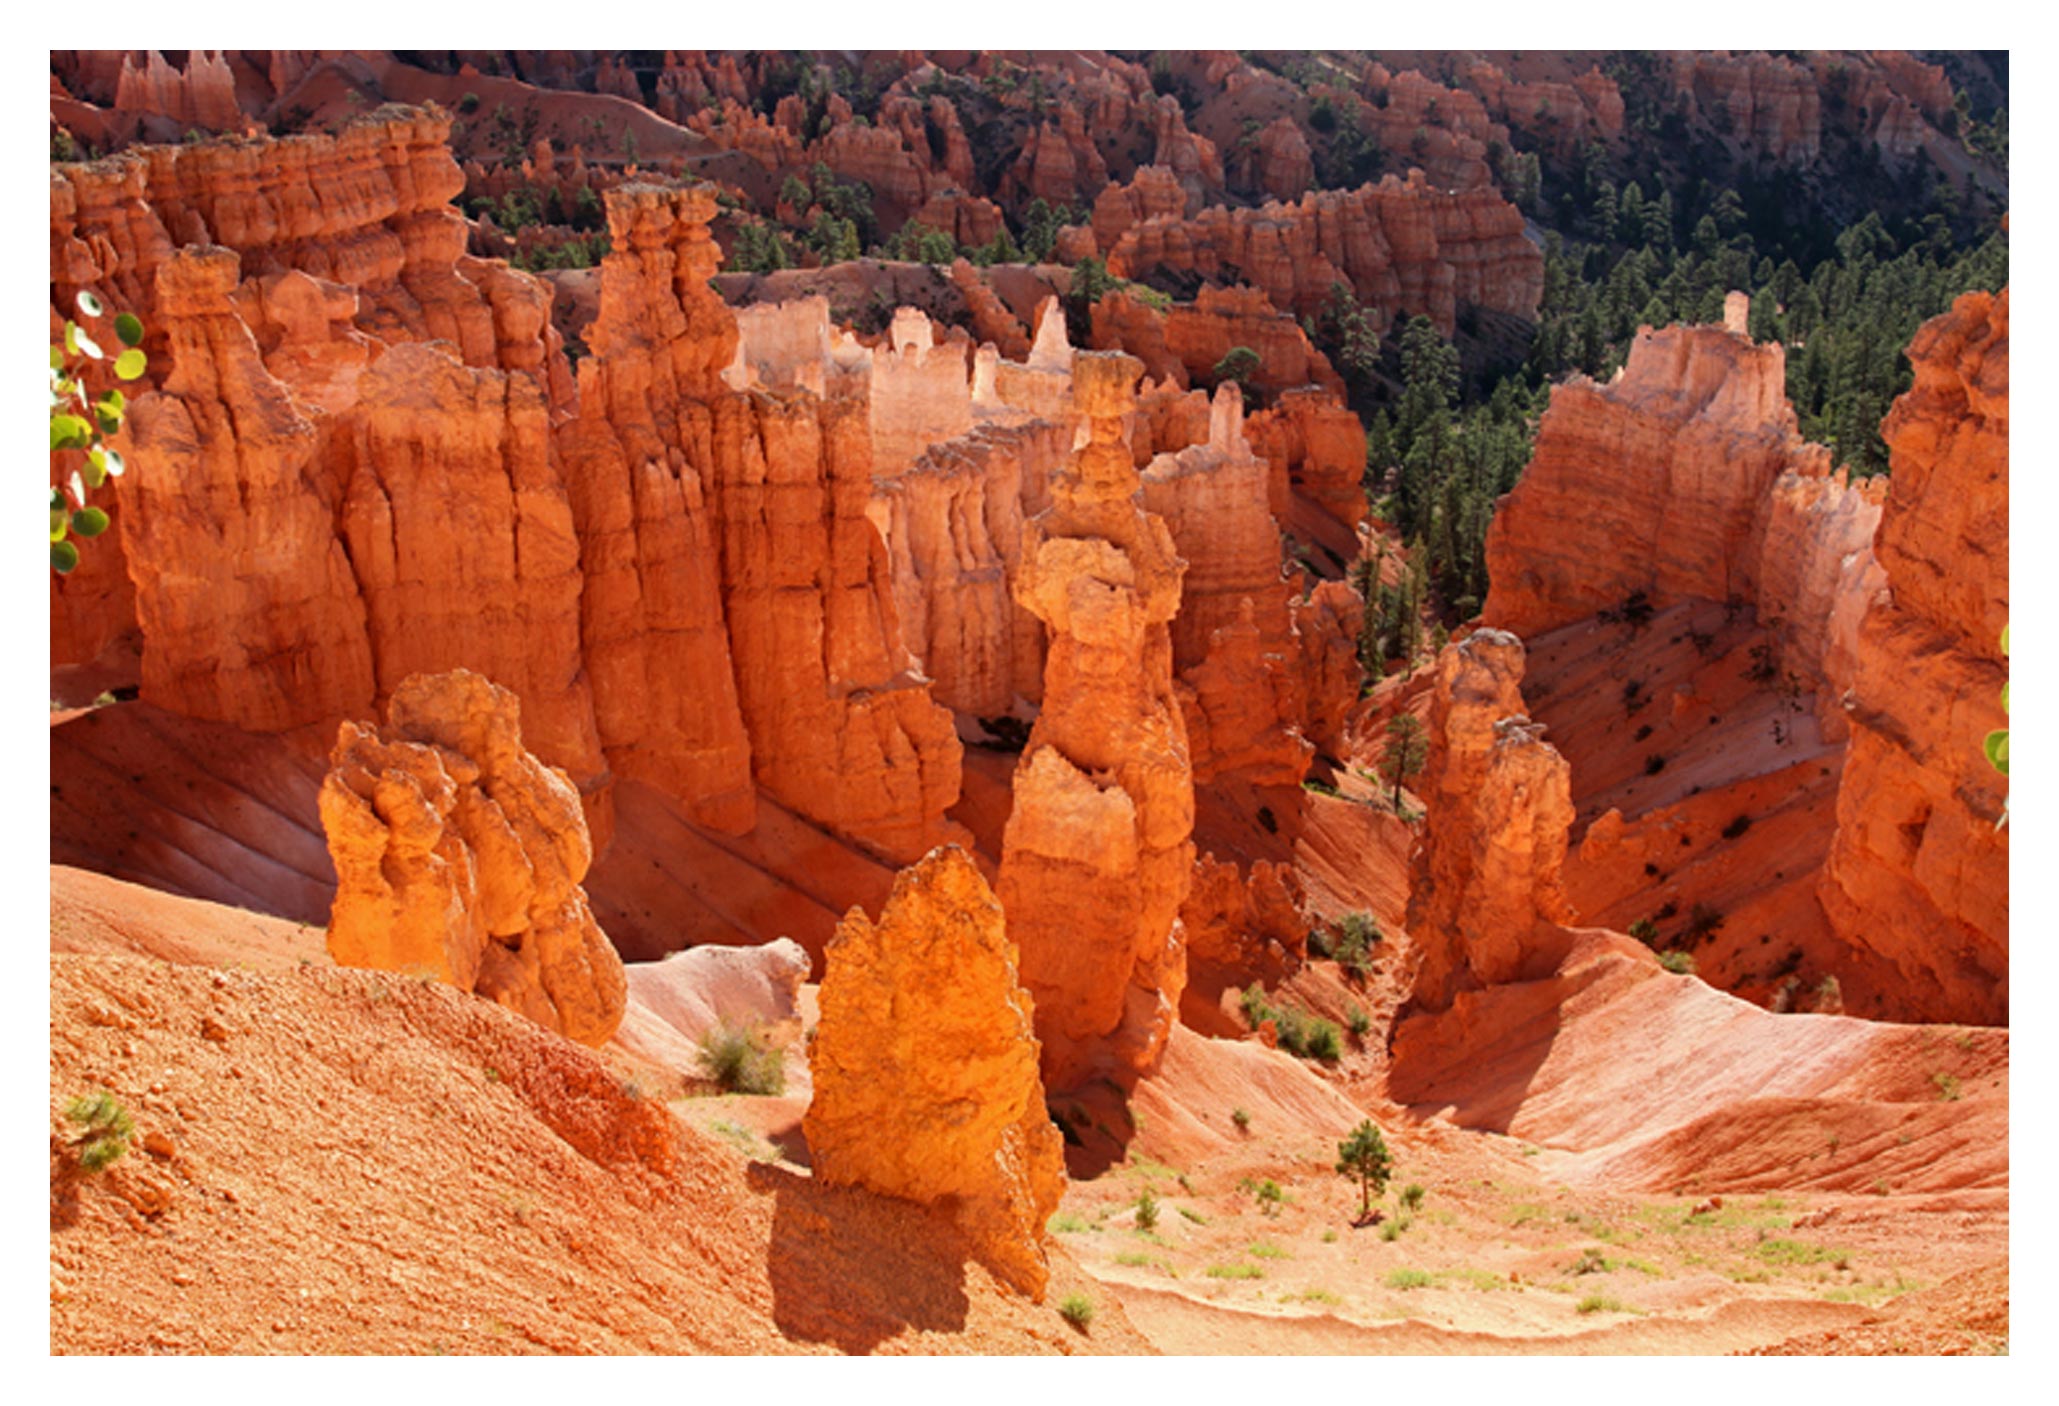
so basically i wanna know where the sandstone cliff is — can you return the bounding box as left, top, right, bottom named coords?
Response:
left=320, top=670, right=627, bottom=1046
left=805, top=845, right=1064, bottom=1300
left=1818, top=289, right=2009, bottom=1024
left=998, top=352, right=1195, bottom=1091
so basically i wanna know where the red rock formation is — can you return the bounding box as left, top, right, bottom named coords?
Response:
left=1818, top=289, right=2009, bottom=1024
left=1292, top=580, right=1366, bottom=760
left=1248, top=118, right=1314, bottom=201
left=321, top=669, right=627, bottom=1046
left=564, top=184, right=963, bottom=861
left=1460, top=61, right=1624, bottom=158
left=805, top=845, right=1065, bottom=1300
left=1483, top=314, right=1884, bottom=717
left=1406, top=630, right=1578, bottom=1013
left=1180, top=856, right=1306, bottom=973
left=1141, top=386, right=1313, bottom=787
left=998, top=352, right=1194, bottom=1091
left=1163, top=286, right=1345, bottom=399
left=1245, top=387, right=1367, bottom=532
left=1005, top=108, right=1111, bottom=209
left=123, top=247, right=376, bottom=733
left=1105, top=174, right=1541, bottom=336
left=336, top=342, right=606, bottom=795
left=1669, top=52, right=1821, bottom=166
left=1089, top=165, right=1191, bottom=256
left=873, top=418, right=1069, bottom=718
left=114, top=50, right=244, bottom=133
left=1483, top=320, right=1817, bottom=636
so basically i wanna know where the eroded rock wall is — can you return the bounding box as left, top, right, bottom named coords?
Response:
left=1818, top=289, right=2009, bottom=1023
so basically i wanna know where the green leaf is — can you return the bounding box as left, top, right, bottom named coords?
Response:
left=115, top=312, right=144, bottom=347
left=51, top=507, right=68, bottom=541
left=114, top=348, right=147, bottom=380
left=64, top=321, right=80, bottom=356
left=1999, top=625, right=2008, bottom=657
left=51, top=541, right=80, bottom=574
left=76, top=290, right=104, bottom=318
left=1984, top=729, right=2008, bottom=776
left=50, top=414, right=92, bottom=452
left=96, top=412, right=121, bottom=437
left=71, top=507, right=111, bottom=538
left=98, top=388, right=125, bottom=415
left=50, top=345, right=65, bottom=370
left=2000, top=681, right=2008, bottom=715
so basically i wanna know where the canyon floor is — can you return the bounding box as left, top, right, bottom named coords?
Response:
left=49, top=864, right=2005, bottom=1357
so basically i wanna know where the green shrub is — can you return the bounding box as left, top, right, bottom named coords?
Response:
left=1335, top=1119, right=1394, bottom=1219
left=1058, top=1292, right=1094, bottom=1329
left=696, top=1024, right=786, bottom=1095
left=1135, top=1188, right=1159, bottom=1231
left=65, top=1091, right=134, bottom=1172
left=1346, top=1004, right=1372, bottom=1041
left=1231, top=1107, right=1251, bottom=1132
left=1576, top=1293, right=1625, bottom=1314
left=1386, top=1267, right=1432, bottom=1290
left=1399, top=1183, right=1425, bottom=1212
left=1657, top=949, right=1696, bottom=975
left=1207, top=1261, right=1265, bottom=1279
left=1628, top=917, right=1661, bottom=946
left=1239, top=984, right=1342, bottom=1061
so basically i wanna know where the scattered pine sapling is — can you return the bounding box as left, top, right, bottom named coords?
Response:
left=1336, top=1119, right=1394, bottom=1223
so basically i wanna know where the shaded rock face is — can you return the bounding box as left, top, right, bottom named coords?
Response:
left=320, top=669, right=627, bottom=1047
left=1245, top=387, right=1369, bottom=533
left=804, top=845, right=1064, bottom=1301
left=998, top=352, right=1195, bottom=1092
left=1819, top=289, right=2009, bottom=1024
left=1406, top=631, right=1576, bottom=1014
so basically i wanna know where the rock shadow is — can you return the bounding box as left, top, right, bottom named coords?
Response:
left=748, top=1160, right=975, bottom=1353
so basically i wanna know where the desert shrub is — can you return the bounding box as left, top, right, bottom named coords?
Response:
left=1577, top=1293, right=1625, bottom=1314
left=1240, top=985, right=1342, bottom=1062
left=1231, top=1107, right=1251, bottom=1132
left=1399, top=1183, right=1426, bottom=1213
left=1683, top=903, right=1726, bottom=945
left=1628, top=917, right=1661, bottom=946
left=1386, top=1267, right=1433, bottom=1290
left=1336, top=911, right=1381, bottom=981
left=1657, top=949, right=1696, bottom=975
left=1346, top=1004, right=1372, bottom=1041
left=696, top=1023, right=786, bottom=1095
left=1135, top=1188, right=1160, bottom=1231
left=65, top=1091, right=134, bottom=1172
left=1059, top=1292, right=1094, bottom=1329
left=1254, top=1179, right=1285, bottom=1215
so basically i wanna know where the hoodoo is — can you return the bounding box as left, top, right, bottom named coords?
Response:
left=805, top=846, right=1065, bottom=1299
left=998, top=350, right=1196, bottom=1092
left=320, top=669, right=627, bottom=1046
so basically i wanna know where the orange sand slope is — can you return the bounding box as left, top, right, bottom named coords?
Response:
left=1392, top=933, right=2007, bottom=1199
left=47, top=870, right=1147, bottom=1356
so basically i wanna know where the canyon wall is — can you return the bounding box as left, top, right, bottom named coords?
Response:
left=58, top=115, right=969, bottom=867
left=1818, top=289, right=2009, bottom=1024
